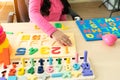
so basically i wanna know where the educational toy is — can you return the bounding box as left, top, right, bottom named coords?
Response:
left=10, top=33, right=76, bottom=59
left=76, top=16, right=120, bottom=41
left=0, top=51, right=95, bottom=80
left=102, top=34, right=117, bottom=46
left=0, top=23, right=95, bottom=80
left=0, top=25, right=11, bottom=65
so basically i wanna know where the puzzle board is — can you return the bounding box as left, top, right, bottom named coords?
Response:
left=0, top=56, right=95, bottom=80
left=10, top=33, right=76, bottom=60
left=76, top=16, right=120, bottom=41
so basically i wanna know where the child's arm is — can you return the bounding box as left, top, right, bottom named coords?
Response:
left=29, top=0, right=57, bottom=36
left=29, top=0, right=72, bottom=46
left=60, top=14, right=67, bottom=21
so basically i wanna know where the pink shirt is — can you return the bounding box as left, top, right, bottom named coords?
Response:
left=29, top=0, right=66, bottom=36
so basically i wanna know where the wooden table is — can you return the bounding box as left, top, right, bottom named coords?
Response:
left=1, top=21, right=120, bottom=80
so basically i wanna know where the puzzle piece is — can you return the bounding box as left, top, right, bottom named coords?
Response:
left=32, top=35, right=40, bottom=40
left=46, top=65, right=54, bottom=73
left=51, top=72, right=63, bottom=78
left=56, top=58, right=62, bottom=64
left=71, top=71, right=81, bottom=78
left=73, top=63, right=80, bottom=70
left=8, top=76, right=17, bottom=80
left=8, top=68, right=16, bottom=76
left=37, top=66, right=44, bottom=74
left=29, top=48, right=38, bottom=55
left=38, top=58, right=45, bottom=66
left=17, top=67, right=25, bottom=76
left=0, top=77, right=6, bottom=80
left=48, top=57, right=53, bottom=65
left=62, top=71, right=71, bottom=78
left=82, top=69, right=93, bottom=76
left=16, top=48, right=26, bottom=55
left=27, top=67, right=35, bottom=74
left=21, top=35, right=30, bottom=40
left=27, top=75, right=38, bottom=80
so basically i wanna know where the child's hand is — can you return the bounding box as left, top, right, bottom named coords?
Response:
left=52, top=30, right=72, bottom=46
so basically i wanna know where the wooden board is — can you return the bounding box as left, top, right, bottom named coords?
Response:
left=10, top=33, right=76, bottom=60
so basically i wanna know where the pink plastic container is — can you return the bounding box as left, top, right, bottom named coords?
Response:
left=102, top=34, right=117, bottom=46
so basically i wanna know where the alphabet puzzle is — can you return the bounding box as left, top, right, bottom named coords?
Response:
left=76, top=16, right=120, bottom=41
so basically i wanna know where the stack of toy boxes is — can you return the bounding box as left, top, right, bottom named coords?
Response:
left=0, top=25, right=11, bottom=66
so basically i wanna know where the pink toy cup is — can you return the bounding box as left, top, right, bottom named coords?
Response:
left=102, top=34, right=117, bottom=46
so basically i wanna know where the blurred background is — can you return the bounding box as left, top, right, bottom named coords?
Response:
left=0, top=0, right=120, bottom=23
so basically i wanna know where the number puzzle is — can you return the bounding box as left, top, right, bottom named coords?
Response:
left=0, top=50, right=95, bottom=80
left=10, top=33, right=76, bottom=59
left=76, top=16, right=120, bottom=41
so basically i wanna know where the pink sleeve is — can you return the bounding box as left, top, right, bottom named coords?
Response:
left=29, top=0, right=57, bottom=36
left=60, top=14, right=67, bottom=21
